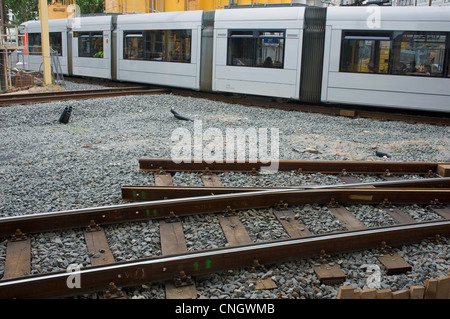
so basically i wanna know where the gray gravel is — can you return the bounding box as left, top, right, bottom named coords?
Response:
left=0, top=80, right=449, bottom=299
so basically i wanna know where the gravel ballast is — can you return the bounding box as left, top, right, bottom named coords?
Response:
left=0, top=81, right=449, bottom=299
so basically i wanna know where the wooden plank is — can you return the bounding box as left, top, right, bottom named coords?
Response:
left=255, top=278, right=277, bottom=290
left=160, top=220, right=188, bottom=255
left=165, top=281, right=197, bottom=299
left=217, top=214, right=252, bottom=246
left=379, top=206, right=416, bottom=224
left=273, top=209, right=312, bottom=238
left=437, top=164, right=450, bottom=177
left=154, top=172, right=173, bottom=186
left=337, top=173, right=375, bottom=188
left=436, top=276, right=450, bottom=299
left=409, top=285, right=425, bottom=299
left=201, top=173, right=254, bottom=247
left=378, top=174, right=401, bottom=181
left=338, top=174, right=362, bottom=184
left=159, top=220, right=197, bottom=299
left=378, top=252, right=412, bottom=275
left=3, top=238, right=31, bottom=279
left=392, top=289, right=410, bottom=299
left=337, top=286, right=355, bottom=299
left=339, top=109, right=356, bottom=118
left=376, top=289, right=393, bottom=299
left=312, top=263, right=346, bottom=285
left=424, top=278, right=438, bottom=299
left=201, top=174, right=222, bottom=187
left=327, top=206, right=367, bottom=230
left=84, top=228, right=128, bottom=299
left=156, top=172, right=196, bottom=299
left=430, top=207, right=450, bottom=219
left=360, top=288, right=377, bottom=299
left=84, top=229, right=115, bottom=266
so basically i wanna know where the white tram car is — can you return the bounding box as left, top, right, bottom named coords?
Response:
left=22, top=19, right=69, bottom=75
left=322, top=7, right=450, bottom=113
left=20, top=6, right=450, bottom=113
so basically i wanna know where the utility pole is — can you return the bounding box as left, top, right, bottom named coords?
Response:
left=1, top=0, right=6, bottom=91
left=39, top=0, right=52, bottom=85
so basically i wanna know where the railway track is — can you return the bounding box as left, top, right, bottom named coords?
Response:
left=4, top=74, right=448, bottom=125
left=0, top=86, right=168, bottom=106
left=0, top=159, right=449, bottom=299
left=171, top=89, right=450, bottom=126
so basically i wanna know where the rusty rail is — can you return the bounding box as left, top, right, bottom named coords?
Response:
left=121, top=177, right=450, bottom=201
left=0, top=219, right=449, bottom=299
left=1, top=161, right=449, bottom=298
left=0, top=87, right=168, bottom=106
left=0, top=185, right=449, bottom=238
left=138, top=158, right=448, bottom=175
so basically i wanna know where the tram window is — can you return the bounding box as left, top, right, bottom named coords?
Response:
left=123, top=30, right=191, bottom=63
left=50, top=32, right=63, bottom=56
left=163, top=30, right=191, bottom=63
left=78, top=32, right=103, bottom=58
left=28, top=32, right=63, bottom=56
left=227, top=29, right=285, bottom=68
left=123, top=33, right=144, bottom=60
left=340, top=32, right=391, bottom=74
left=28, top=33, right=41, bottom=55
left=391, top=32, right=447, bottom=77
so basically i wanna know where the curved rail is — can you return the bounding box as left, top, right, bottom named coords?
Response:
left=0, top=219, right=448, bottom=299
left=1, top=181, right=449, bottom=238
left=1, top=161, right=449, bottom=299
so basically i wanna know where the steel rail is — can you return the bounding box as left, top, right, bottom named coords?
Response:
left=0, top=185, right=449, bottom=238
left=121, top=177, right=450, bottom=201
left=139, top=158, right=448, bottom=175
left=0, top=219, right=448, bottom=299
left=0, top=87, right=168, bottom=106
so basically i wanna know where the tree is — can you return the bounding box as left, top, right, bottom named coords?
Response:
left=75, top=0, right=104, bottom=15
left=4, top=0, right=39, bottom=24
left=4, top=0, right=105, bottom=25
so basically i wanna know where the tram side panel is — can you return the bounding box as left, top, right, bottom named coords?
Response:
left=21, top=19, right=69, bottom=76
left=321, top=7, right=450, bottom=113
left=70, top=16, right=113, bottom=79
left=115, top=11, right=203, bottom=90
left=212, top=7, right=305, bottom=100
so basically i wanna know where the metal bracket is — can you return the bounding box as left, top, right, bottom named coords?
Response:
left=173, top=271, right=194, bottom=288
left=339, top=169, right=348, bottom=176
left=11, top=228, right=27, bottom=242
left=223, top=206, right=236, bottom=217
left=156, top=167, right=166, bottom=174
left=165, top=211, right=180, bottom=223
left=327, top=198, right=339, bottom=208
left=383, top=169, right=391, bottom=177
left=424, top=170, right=436, bottom=178
left=381, top=198, right=392, bottom=208
left=430, top=198, right=443, bottom=208
left=201, top=167, right=212, bottom=175
left=86, top=219, right=101, bottom=232
left=434, top=234, right=443, bottom=243
left=103, top=282, right=126, bottom=299
left=378, top=241, right=393, bottom=254
left=275, top=200, right=288, bottom=211
left=316, top=249, right=331, bottom=263
left=248, top=259, right=266, bottom=273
